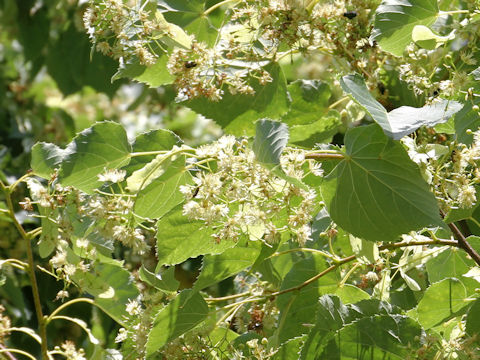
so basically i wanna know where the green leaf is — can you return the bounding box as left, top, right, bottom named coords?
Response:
left=326, top=124, right=442, bottom=242
left=59, top=122, right=131, bottom=194
left=253, top=119, right=308, bottom=190
left=76, top=263, right=139, bottom=326
left=416, top=278, right=470, bottom=329
left=454, top=99, right=480, bottom=145
left=323, top=315, right=423, bottom=359
left=253, top=119, right=288, bottom=166
left=275, top=256, right=338, bottom=345
left=471, top=66, right=480, bottom=81
left=185, top=63, right=289, bottom=135
left=146, top=289, right=209, bottom=356
left=340, top=74, right=462, bottom=139
left=26, top=178, right=57, bottom=257
left=371, top=0, right=439, bottom=56
left=300, top=296, right=406, bottom=359
left=139, top=265, right=179, bottom=293
left=193, top=243, right=261, bottom=291
left=426, top=248, right=473, bottom=283
left=282, top=80, right=331, bottom=126
left=127, top=129, right=183, bottom=174
left=334, top=284, right=370, bottom=304
left=466, top=298, right=480, bottom=337
left=31, top=142, right=70, bottom=179
left=155, top=205, right=236, bottom=269
left=47, top=24, right=122, bottom=96
left=133, top=157, right=193, bottom=219
left=349, top=235, right=379, bottom=264
left=111, top=55, right=174, bottom=87
left=274, top=336, right=305, bottom=360
left=158, top=0, right=225, bottom=46
left=289, top=110, right=341, bottom=146
left=412, top=25, right=454, bottom=50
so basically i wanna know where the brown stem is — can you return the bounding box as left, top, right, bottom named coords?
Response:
left=440, top=210, right=480, bottom=266
left=0, top=182, right=48, bottom=359
left=448, top=221, right=480, bottom=266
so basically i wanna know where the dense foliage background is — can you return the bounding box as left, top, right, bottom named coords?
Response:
left=1, top=0, right=480, bottom=359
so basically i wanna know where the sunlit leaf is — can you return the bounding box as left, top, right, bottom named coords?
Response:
left=59, top=122, right=131, bottom=194
left=371, top=0, right=439, bottom=56
left=340, top=74, right=462, bottom=140
left=146, top=289, right=208, bottom=355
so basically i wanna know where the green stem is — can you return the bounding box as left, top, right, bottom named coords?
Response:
left=328, top=96, right=350, bottom=109
left=268, top=247, right=336, bottom=260
left=0, top=348, right=36, bottom=360
left=203, top=0, right=239, bottom=16
left=266, top=255, right=356, bottom=298
left=206, top=291, right=251, bottom=302
left=0, top=181, right=48, bottom=359
left=305, top=153, right=345, bottom=161
left=379, top=239, right=458, bottom=249
left=439, top=10, right=469, bottom=15
left=129, top=150, right=169, bottom=157
left=46, top=298, right=95, bottom=323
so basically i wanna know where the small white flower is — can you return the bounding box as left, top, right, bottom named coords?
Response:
left=115, top=328, right=128, bottom=343
left=97, top=169, right=126, bottom=183
left=126, top=299, right=142, bottom=316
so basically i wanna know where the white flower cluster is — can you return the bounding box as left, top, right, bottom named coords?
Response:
left=402, top=130, right=480, bottom=210
left=180, top=136, right=319, bottom=245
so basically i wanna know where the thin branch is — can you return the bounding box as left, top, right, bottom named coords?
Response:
left=379, top=239, right=458, bottom=250
left=0, top=181, right=48, bottom=359
left=448, top=221, right=480, bottom=266
left=203, top=0, right=240, bottom=16
left=305, top=153, right=345, bottom=161
left=266, top=255, right=356, bottom=298
left=440, top=210, right=480, bottom=266
left=206, top=291, right=251, bottom=302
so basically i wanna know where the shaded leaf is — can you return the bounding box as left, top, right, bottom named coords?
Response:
left=275, top=256, right=338, bottom=345
left=253, top=119, right=288, bottom=166
left=185, top=63, right=289, bottom=135
left=282, top=80, right=331, bottom=126
left=326, top=124, right=442, bottom=242
left=454, top=99, right=480, bottom=145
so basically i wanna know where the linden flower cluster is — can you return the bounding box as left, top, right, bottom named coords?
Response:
left=83, top=0, right=166, bottom=66
left=115, top=298, right=150, bottom=358
left=403, top=130, right=480, bottom=210
left=0, top=305, right=11, bottom=344
left=180, top=136, right=319, bottom=245
left=397, top=10, right=479, bottom=101
left=52, top=341, right=87, bottom=360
